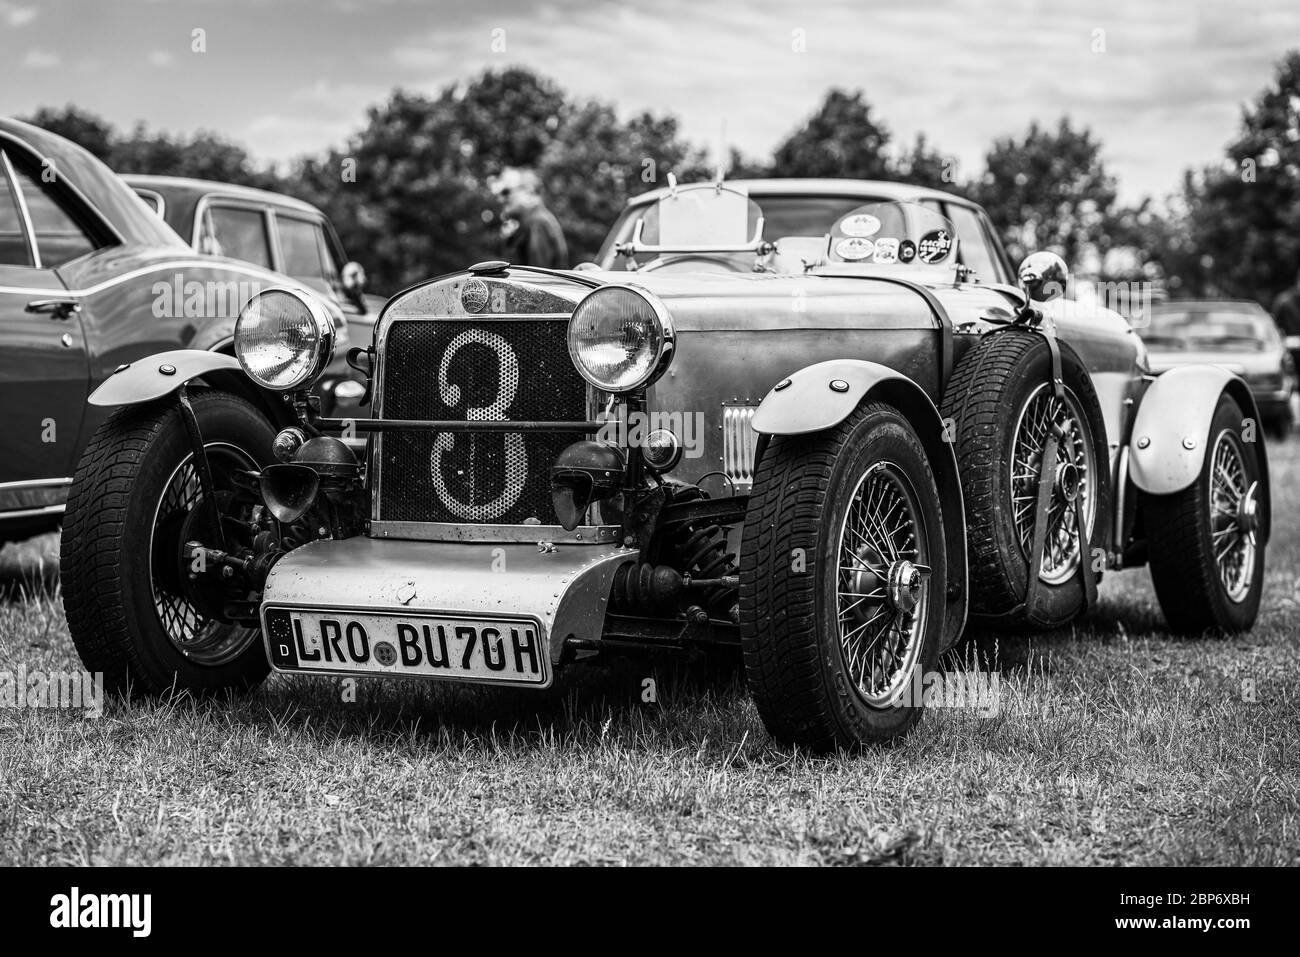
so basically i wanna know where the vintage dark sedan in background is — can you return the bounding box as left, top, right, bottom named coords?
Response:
left=125, top=174, right=384, bottom=413
left=63, top=179, right=1270, bottom=753
left=1139, top=300, right=1296, bottom=439
left=0, top=117, right=346, bottom=543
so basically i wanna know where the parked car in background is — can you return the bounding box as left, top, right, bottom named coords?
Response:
left=125, top=174, right=382, bottom=413
left=1139, top=300, right=1296, bottom=439
left=0, top=117, right=348, bottom=544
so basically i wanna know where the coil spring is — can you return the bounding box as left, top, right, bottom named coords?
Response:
left=676, top=523, right=738, bottom=617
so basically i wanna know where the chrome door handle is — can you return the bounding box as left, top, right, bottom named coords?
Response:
left=26, top=298, right=82, bottom=320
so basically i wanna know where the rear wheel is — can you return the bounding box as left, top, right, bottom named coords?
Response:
left=1147, top=393, right=1266, bottom=634
left=740, top=402, right=947, bottom=753
left=61, top=391, right=276, bottom=695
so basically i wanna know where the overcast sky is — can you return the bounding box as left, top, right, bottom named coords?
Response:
left=1, top=0, right=1296, bottom=202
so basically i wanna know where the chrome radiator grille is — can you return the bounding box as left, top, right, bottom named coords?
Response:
left=376, top=318, right=586, bottom=525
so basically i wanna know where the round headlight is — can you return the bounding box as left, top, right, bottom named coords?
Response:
left=234, top=287, right=335, bottom=391
left=568, top=285, right=674, bottom=393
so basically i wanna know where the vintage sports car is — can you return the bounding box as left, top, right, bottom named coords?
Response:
left=1138, top=299, right=1296, bottom=439
left=0, top=118, right=348, bottom=544
left=62, top=180, right=1269, bottom=753
left=124, top=174, right=386, bottom=417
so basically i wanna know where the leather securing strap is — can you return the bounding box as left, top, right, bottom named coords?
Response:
left=1043, top=329, right=1065, bottom=401
left=1023, top=425, right=1060, bottom=625
left=993, top=304, right=1065, bottom=400
left=1074, top=476, right=1099, bottom=612
left=1023, top=415, right=1098, bottom=627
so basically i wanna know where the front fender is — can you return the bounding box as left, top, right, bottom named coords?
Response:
left=752, top=358, right=969, bottom=652
left=89, top=349, right=243, bottom=407
left=752, top=359, right=915, bottom=435
left=1129, top=366, right=1265, bottom=495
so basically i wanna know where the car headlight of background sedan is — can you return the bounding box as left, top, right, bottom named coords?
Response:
left=567, top=285, right=675, bottom=393
left=234, top=287, right=336, bottom=391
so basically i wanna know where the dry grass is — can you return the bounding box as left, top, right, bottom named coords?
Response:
left=1, top=446, right=1298, bottom=866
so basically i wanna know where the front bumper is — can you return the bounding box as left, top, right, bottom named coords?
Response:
left=259, top=536, right=635, bottom=677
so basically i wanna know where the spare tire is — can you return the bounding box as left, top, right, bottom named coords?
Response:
left=939, top=329, right=1110, bottom=628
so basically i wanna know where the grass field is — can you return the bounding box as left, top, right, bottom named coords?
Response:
left=1, top=445, right=1297, bottom=866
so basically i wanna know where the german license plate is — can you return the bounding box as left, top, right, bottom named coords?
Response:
left=262, top=607, right=548, bottom=686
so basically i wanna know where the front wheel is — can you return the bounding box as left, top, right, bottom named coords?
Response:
left=1146, top=392, right=1267, bottom=635
left=61, top=390, right=277, bottom=696
left=740, top=402, right=948, bottom=753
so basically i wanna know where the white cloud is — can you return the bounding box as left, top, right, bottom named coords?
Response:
left=0, top=2, right=36, bottom=28
left=239, top=79, right=392, bottom=160
left=385, top=0, right=1300, bottom=202
left=21, top=48, right=61, bottom=70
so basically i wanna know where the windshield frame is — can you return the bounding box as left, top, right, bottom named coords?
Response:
left=597, top=188, right=1012, bottom=283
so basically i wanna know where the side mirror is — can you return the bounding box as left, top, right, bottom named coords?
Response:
left=340, top=261, right=368, bottom=314
left=1017, top=251, right=1069, bottom=303
left=341, top=261, right=367, bottom=295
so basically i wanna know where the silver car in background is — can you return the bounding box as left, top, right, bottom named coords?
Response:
left=1139, top=300, right=1297, bottom=439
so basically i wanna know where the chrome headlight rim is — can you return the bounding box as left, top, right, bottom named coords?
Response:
left=234, top=286, right=336, bottom=392
left=567, top=284, right=675, bottom=394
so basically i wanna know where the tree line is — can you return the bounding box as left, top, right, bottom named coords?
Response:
left=21, top=51, right=1300, bottom=306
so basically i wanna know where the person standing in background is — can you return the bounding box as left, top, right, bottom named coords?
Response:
left=491, top=167, right=569, bottom=269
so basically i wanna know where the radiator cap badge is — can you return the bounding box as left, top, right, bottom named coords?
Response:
left=461, top=277, right=490, bottom=313
left=468, top=260, right=510, bottom=275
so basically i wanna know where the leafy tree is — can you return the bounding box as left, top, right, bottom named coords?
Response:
left=894, top=133, right=962, bottom=192
left=293, top=89, right=496, bottom=292
left=19, top=106, right=279, bottom=189
left=296, top=69, right=709, bottom=288
left=724, top=146, right=773, bottom=180
left=18, top=105, right=114, bottom=160
left=770, top=89, right=892, bottom=179
left=1175, top=51, right=1300, bottom=304
left=540, top=105, right=710, bottom=263
left=112, top=124, right=279, bottom=188
left=972, top=117, right=1119, bottom=267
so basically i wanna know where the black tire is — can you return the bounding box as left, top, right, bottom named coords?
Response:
left=1147, top=393, right=1266, bottom=635
left=61, top=390, right=277, bottom=696
left=939, top=330, right=1109, bottom=628
left=740, top=402, right=947, bottom=753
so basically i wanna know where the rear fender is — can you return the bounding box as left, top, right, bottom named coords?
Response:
left=753, top=359, right=968, bottom=651
left=1130, top=365, right=1269, bottom=543
left=1129, top=366, right=1268, bottom=493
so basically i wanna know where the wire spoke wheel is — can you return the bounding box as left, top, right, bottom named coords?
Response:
left=1209, top=430, right=1257, bottom=603
left=1010, top=384, right=1097, bottom=586
left=741, top=401, right=946, bottom=751
left=1145, top=392, right=1266, bottom=636
left=149, top=441, right=259, bottom=667
left=836, top=461, right=928, bottom=707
